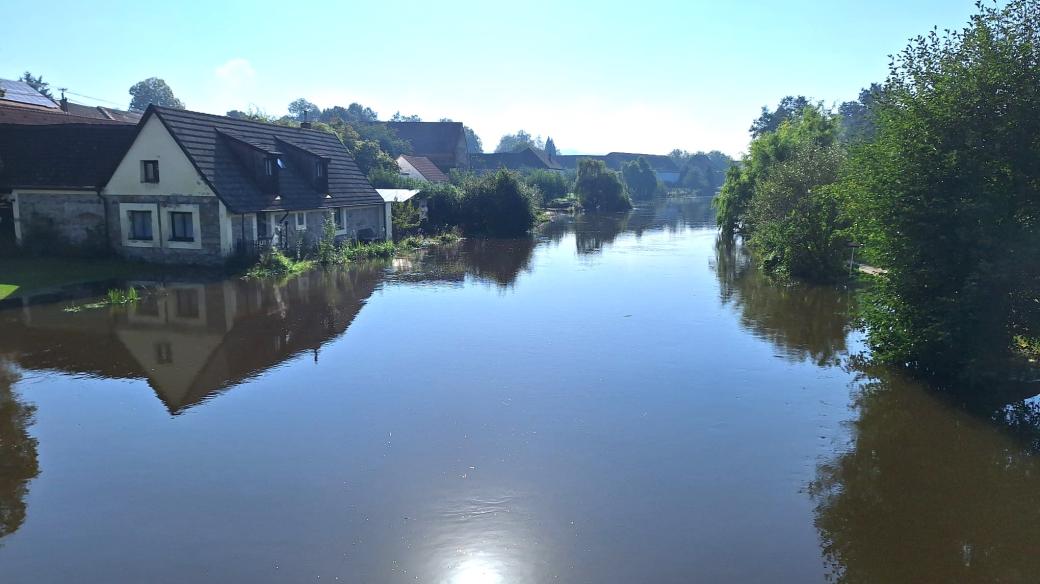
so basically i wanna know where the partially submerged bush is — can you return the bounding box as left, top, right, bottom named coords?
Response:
left=246, top=248, right=312, bottom=278
left=340, top=241, right=396, bottom=261
left=574, top=159, right=632, bottom=212
left=458, top=170, right=537, bottom=236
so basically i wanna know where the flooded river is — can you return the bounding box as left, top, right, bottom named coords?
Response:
left=1, top=197, right=1038, bottom=583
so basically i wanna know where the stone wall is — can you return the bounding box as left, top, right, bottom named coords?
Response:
left=16, top=191, right=107, bottom=247
left=280, top=205, right=386, bottom=250
left=104, top=195, right=224, bottom=265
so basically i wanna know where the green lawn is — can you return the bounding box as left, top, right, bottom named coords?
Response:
left=0, top=257, right=146, bottom=300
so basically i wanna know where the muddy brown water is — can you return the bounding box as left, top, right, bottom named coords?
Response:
left=1, top=197, right=1038, bottom=583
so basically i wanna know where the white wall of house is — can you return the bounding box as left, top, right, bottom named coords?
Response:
left=104, top=115, right=215, bottom=198
left=103, top=115, right=228, bottom=262
left=656, top=171, right=680, bottom=185
left=395, top=156, right=425, bottom=182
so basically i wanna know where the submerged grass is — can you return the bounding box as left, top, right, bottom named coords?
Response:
left=244, top=231, right=462, bottom=281
left=398, top=230, right=463, bottom=250
left=64, top=286, right=141, bottom=313
left=340, top=241, right=396, bottom=261
left=245, top=248, right=314, bottom=279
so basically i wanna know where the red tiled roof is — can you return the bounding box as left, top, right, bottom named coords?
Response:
left=400, top=154, right=449, bottom=182
left=0, top=103, right=131, bottom=125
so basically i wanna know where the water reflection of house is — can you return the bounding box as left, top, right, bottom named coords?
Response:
left=0, top=267, right=383, bottom=413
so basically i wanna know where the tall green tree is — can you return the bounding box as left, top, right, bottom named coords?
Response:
left=621, top=156, right=660, bottom=200
left=714, top=106, right=846, bottom=281
left=318, top=103, right=378, bottom=123
left=544, top=137, right=557, bottom=160
left=288, top=98, right=320, bottom=122
left=749, top=95, right=810, bottom=137
left=575, top=159, right=632, bottom=212
left=495, top=130, right=544, bottom=153
left=838, top=84, right=882, bottom=144
left=847, top=0, right=1040, bottom=382
left=128, top=77, right=184, bottom=111
left=18, top=72, right=51, bottom=99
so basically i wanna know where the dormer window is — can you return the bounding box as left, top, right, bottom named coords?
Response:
left=141, top=160, right=159, bottom=183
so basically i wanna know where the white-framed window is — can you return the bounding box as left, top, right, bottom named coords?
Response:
left=169, top=212, right=194, bottom=242
left=333, top=207, right=345, bottom=232
left=295, top=212, right=307, bottom=230
left=119, top=202, right=160, bottom=248
left=160, top=203, right=202, bottom=250
left=141, top=160, right=159, bottom=183
left=128, top=210, right=153, bottom=240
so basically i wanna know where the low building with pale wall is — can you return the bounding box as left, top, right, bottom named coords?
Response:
left=0, top=106, right=387, bottom=264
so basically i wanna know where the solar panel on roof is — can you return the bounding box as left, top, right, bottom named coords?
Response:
left=0, top=79, right=59, bottom=108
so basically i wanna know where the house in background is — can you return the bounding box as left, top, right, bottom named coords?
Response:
left=0, top=123, right=136, bottom=250
left=469, top=146, right=563, bottom=174
left=396, top=154, right=449, bottom=183
left=3, top=105, right=388, bottom=264
left=383, top=121, right=468, bottom=172
left=99, top=106, right=388, bottom=263
left=0, top=79, right=140, bottom=124
left=556, top=152, right=681, bottom=185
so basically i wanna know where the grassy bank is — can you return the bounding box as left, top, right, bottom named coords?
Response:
left=0, top=257, right=146, bottom=300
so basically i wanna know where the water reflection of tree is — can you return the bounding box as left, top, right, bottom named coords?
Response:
left=540, top=195, right=719, bottom=255
left=811, top=372, right=1040, bottom=583
left=399, top=238, right=536, bottom=288
left=713, top=237, right=853, bottom=366
left=0, top=360, right=39, bottom=541
left=464, top=238, right=535, bottom=286
left=574, top=213, right=630, bottom=255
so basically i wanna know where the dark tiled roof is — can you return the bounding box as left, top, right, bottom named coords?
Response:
left=470, top=147, right=563, bottom=172
left=0, top=123, right=136, bottom=191
left=0, top=103, right=130, bottom=126
left=150, top=106, right=382, bottom=213
left=400, top=154, right=449, bottom=182
left=605, top=152, right=680, bottom=172
left=382, top=121, right=465, bottom=168
left=62, top=102, right=142, bottom=123
left=556, top=153, right=679, bottom=173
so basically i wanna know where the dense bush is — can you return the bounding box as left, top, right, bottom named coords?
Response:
left=843, top=0, right=1040, bottom=382
left=745, top=141, right=847, bottom=281
left=574, top=159, right=631, bottom=212
left=458, top=170, right=538, bottom=236
left=522, top=169, right=572, bottom=204
left=714, top=106, right=846, bottom=282
left=424, top=182, right=465, bottom=229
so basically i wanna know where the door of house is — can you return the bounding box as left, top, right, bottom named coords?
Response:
left=0, top=199, right=15, bottom=255
left=257, top=212, right=268, bottom=239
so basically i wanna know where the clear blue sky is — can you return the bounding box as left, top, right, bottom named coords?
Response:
left=2, top=0, right=983, bottom=156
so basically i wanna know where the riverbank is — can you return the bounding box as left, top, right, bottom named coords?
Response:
left=0, top=257, right=148, bottom=300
